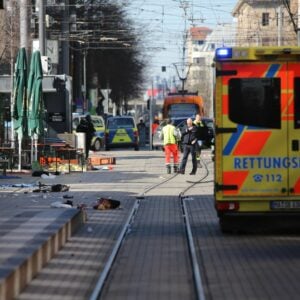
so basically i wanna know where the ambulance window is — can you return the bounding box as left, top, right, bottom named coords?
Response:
left=294, top=78, right=300, bottom=128
left=228, top=78, right=281, bottom=128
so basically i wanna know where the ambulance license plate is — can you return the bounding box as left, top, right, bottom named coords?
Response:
left=270, top=201, right=300, bottom=210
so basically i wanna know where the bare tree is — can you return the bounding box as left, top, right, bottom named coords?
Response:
left=68, top=0, right=146, bottom=112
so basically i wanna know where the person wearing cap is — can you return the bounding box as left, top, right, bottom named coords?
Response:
left=159, top=119, right=181, bottom=174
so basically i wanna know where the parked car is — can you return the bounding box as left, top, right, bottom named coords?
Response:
left=152, top=117, right=214, bottom=151
left=72, top=113, right=105, bottom=151
left=105, top=116, right=139, bottom=151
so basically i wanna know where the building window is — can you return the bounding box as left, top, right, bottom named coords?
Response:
left=193, top=57, right=205, bottom=64
left=193, top=40, right=204, bottom=45
left=276, top=12, right=284, bottom=26
left=262, top=13, right=269, bottom=26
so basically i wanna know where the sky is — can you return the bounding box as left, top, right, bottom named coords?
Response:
left=125, top=0, right=238, bottom=80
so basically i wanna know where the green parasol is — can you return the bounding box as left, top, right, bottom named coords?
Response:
left=27, top=50, right=44, bottom=162
left=12, top=48, right=27, bottom=171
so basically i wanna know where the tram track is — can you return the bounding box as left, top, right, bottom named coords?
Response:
left=90, top=155, right=213, bottom=300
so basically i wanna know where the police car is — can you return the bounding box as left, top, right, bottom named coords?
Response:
left=72, top=113, right=105, bottom=151
left=105, top=116, right=139, bottom=151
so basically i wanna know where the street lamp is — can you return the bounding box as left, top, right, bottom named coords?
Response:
left=7, top=0, right=15, bottom=148
left=83, top=49, right=87, bottom=113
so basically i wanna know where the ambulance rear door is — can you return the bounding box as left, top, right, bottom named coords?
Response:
left=216, top=61, right=292, bottom=199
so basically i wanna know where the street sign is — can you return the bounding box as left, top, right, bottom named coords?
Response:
left=46, top=40, right=59, bottom=64
left=101, top=89, right=112, bottom=114
left=32, top=39, right=59, bottom=64
left=41, top=56, right=52, bottom=74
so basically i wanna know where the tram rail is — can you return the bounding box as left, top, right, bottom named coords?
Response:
left=90, top=155, right=213, bottom=300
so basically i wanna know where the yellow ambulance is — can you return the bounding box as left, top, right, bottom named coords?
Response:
left=214, top=47, right=300, bottom=231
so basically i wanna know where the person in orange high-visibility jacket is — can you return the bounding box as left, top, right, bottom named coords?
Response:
left=159, top=119, right=181, bottom=174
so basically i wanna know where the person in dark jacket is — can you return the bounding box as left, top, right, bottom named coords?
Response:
left=76, top=115, right=96, bottom=160
left=193, top=114, right=208, bottom=167
left=178, top=118, right=198, bottom=175
left=137, top=119, right=146, bottom=147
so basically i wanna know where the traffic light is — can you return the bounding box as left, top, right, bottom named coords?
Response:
left=161, top=66, right=166, bottom=72
left=147, top=99, right=150, bottom=110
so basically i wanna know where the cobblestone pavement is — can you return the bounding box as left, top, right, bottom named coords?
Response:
left=2, top=148, right=300, bottom=300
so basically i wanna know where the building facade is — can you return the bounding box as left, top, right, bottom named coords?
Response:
left=186, top=24, right=236, bottom=117
left=186, top=27, right=212, bottom=91
left=232, top=0, right=298, bottom=46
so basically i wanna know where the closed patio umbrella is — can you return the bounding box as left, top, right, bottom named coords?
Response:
left=27, top=50, right=44, bottom=162
left=13, top=48, right=27, bottom=171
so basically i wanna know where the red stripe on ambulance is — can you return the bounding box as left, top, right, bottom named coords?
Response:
left=233, top=131, right=271, bottom=156
left=223, top=171, right=248, bottom=195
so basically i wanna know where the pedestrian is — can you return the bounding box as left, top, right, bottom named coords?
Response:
left=159, top=118, right=181, bottom=174
left=152, top=119, right=159, bottom=136
left=178, top=118, right=198, bottom=175
left=137, top=119, right=146, bottom=146
left=193, top=114, right=208, bottom=167
left=76, top=114, right=96, bottom=160
left=151, top=119, right=160, bottom=150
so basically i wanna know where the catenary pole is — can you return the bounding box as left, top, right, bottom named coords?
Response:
left=38, top=0, right=45, bottom=55
left=7, top=0, right=14, bottom=148
left=83, top=50, right=87, bottom=112
left=20, top=0, right=28, bottom=50
left=62, top=0, right=70, bottom=75
left=149, top=79, right=153, bottom=150
left=18, top=0, right=28, bottom=171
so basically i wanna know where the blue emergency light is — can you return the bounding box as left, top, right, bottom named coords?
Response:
left=216, top=48, right=232, bottom=59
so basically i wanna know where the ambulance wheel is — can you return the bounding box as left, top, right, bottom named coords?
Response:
left=93, top=139, right=102, bottom=151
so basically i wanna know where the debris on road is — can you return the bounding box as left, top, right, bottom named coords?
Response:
left=93, top=198, right=120, bottom=210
